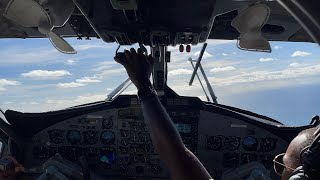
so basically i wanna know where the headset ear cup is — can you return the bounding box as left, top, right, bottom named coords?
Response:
left=289, top=166, right=309, bottom=180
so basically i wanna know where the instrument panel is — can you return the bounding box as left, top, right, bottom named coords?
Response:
left=24, top=97, right=289, bottom=179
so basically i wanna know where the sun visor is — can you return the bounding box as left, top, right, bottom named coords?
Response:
left=232, top=4, right=271, bottom=53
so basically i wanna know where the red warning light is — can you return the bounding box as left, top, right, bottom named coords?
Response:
left=186, top=45, right=191, bottom=53
left=179, top=44, right=184, bottom=52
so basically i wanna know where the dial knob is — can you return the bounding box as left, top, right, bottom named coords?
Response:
left=121, top=139, right=128, bottom=146
left=151, top=164, right=160, bottom=174
left=120, top=164, right=127, bottom=172
left=133, top=156, right=139, bottom=162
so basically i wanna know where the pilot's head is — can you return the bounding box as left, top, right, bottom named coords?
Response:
left=273, top=127, right=318, bottom=180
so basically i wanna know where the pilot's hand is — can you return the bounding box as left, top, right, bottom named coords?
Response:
left=114, top=48, right=154, bottom=90
left=0, top=156, right=24, bottom=180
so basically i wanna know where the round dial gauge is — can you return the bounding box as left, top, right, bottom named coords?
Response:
left=83, top=130, right=98, bottom=145
left=101, top=131, right=115, bottom=144
left=48, top=129, right=64, bottom=144
left=224, top=136, right=240, bottom=151
left=102, top=117, right=113, bottom=129
left=67, top=130, right=81, bottom=144
left=242, top=136, right=258, bottom=151
left=207, top=136, right=222, bottom=151
left=260, top=137, right=277, bottom=152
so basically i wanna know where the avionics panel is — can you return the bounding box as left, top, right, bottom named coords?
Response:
left=24, top=96, right=289, bottom=180
left=197, top=111, right=288, bottom=180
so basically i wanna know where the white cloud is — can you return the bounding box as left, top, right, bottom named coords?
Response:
left=210, top=66, right=236, bottom=73
left=56, top=76, right=101, bottom=88
left=168, top=69, right=193, bottom=76
left=274, top=46, right=282, bottom=50
left=291, top=51, right=312, bottom=57
left=65, top=59, right=77, bottom=65
left=21, top=70, right=72, bottom=80
left=73, top=43, right=113, bottom=51
left=206, top=40, right=235, bottom=46
left=259, top=58, right=274, bottom=62
left=209, top=64, right=320, bottom=86
left=289, top=62, right=301, bottom=67
left=222, top=53, right=228, bottom=56
left=93, top=61, right=117, bottom=72
left=57, top=82, right=86, bottom=88
left=76, top=76, right=102, bottom=83
left=97, top=67, right=126, bottom=77
left=28, top=94, right=106, bottom=112
left=0, top=79, right=20, bottom=86
left=194, top=51, right=212, bottom=59
left=29, top=102, right=39, bottom=105
left=0, top=79, right=20, bottom=91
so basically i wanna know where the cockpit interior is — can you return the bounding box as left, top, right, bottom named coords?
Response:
left=0, top=0, right=320, bottom=179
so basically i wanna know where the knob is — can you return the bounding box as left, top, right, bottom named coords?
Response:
left=133, top=156, right=139, bottom=162
left=120, top=146, right=128, bottom=154
left=120, top=164, right=127, bottom=172
left=142, top=155, right=149, bottom=163
left=121, top=139, right=127, bottom=146
left=151, top=164, right=160, bottom=174
left=132, top=147, right=137, bottom=153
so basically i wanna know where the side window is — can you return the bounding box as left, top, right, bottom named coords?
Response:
left=0, top=140, right=3, bottom=157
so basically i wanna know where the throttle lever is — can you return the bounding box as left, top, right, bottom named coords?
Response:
left=115, top=45, right=126, bottom=62
left=115, top=44, right=148, bottom=62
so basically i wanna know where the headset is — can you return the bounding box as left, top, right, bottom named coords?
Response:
left=288, top=123, right=320, bottom=180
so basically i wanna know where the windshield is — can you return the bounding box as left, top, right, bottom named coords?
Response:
left=0, top=39, right=319, bottom=126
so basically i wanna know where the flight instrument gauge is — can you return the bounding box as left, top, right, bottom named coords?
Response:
left=102, top=117, right=113, bottom=129
left=260, top=137, right=278, bottom=152
left=99, top=147, right=116, bottom=167
left=67, top=130, right=81, bottom=144
left=83, top=130, right=98, bottom=145
left=48, top=129, right=64, bottom=144
left=242, top=136, right=258, bottom=151
left=207, top=136, right=222, bottom=151
left=224, top=136, right=240, bottom=151
left=100, top=131, right=115, bottom=144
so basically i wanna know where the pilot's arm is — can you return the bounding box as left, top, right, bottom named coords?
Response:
left=115, top=48, right=212, bottom=180
left=0, top=156, right=24, bottom=180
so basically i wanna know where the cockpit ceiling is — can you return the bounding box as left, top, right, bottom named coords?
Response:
left=0, top=0, right=314, bottom=44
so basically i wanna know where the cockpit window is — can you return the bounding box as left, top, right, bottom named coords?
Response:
left=0, top=39, right=319, bottom=126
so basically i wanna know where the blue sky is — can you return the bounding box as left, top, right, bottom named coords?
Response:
left=0, top=38, right=319, bottom=127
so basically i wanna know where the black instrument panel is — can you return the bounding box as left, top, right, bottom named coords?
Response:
left=24, top=96, right=289, bottom=179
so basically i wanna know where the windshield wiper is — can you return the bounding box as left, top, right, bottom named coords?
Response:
left=188, top=43, right=218, bottom=103
left=106, top=78, right=132, bottom=101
